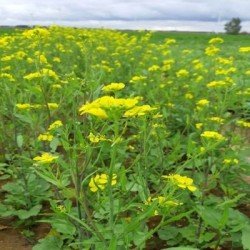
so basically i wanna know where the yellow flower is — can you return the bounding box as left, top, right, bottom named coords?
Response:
left=148, top=65, right=160, bottom=72
left=53, top=57, right=61, bottom=63
left=185, top=93, right=194, bottom=99
left=195, top=123, right=203, bottom=129
left=16, top=103, right=32, bottom=110
left=146, top=196, right=182, bottom=207
left=123, top=105, right=156, bottom=117
left=52, top=84, right=62, bottom=89
left=39, top=54, right=48, bottom=64
left=48, top=120, right=63, bottom=130
left=223, top=158, right=239, bottom=165
left=129, top=75, right=147, bottom=84
left=83, top=107, right=108, bottom=119
left=47, top=103, right=59, bottom=110
left=102, top=82, right=125, bottom=92
left=207, top=80, right=227, bottom=88
left=88, top=132, right=107, bottom=143
left=239, top=47, right=250, bottom=53
left=89, top=174, right=117, bottom=192
left=205, top=46, right=220, bottom=56
left=208, top=37, right=224, bottom=44
left=165, top=38, right=176, bottom=45
left=33, top=152, right=58, bottom=164
left=0, top=73, right=15, bottom=81
left=209, top=117, right=225, bottom=124
left=201, top=131, right=225, bottom=140
left=38, top=132, right=54, bottom=142
left=79, top=96, right=139, bottom=119
left=163, top=174, right=197, bottom=192
left=236, top=120, right=250, bottom=128
left=176, top=69, right=189, bottom=78
left=196, top=99, right=209, bottom=106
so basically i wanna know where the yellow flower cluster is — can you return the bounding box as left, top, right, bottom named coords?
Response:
left=146, top=196, right=182, bottom=207
left=89, top=174, right=117, bottom=192
left=176, top=69, right=189, bottom=78
left=207, top=80, right=227, bottom=88
left=162, top=174, right=197, bottom=192
left=123, top=105, right=157, bottom=117
left=88, top=132, right=107, bottom=143
left=239, top=47, right=250, bottom=53
left=33, top=152, right=58, bottom=164
left=205, top=46, right=220, bottom=56
left=129, top=75, right=147, bottom=83
left=215, top=67, right=236, bottom=75
left=196, top=99, right=209, bottom=107
left=209, top=117, right=225, bottom=124
left=236, top=120, right=250, bottom=128
left=148, top=65, right=160, bottom=72
left=48, top=120, right=63, bottom=130
left=209, top=37, right=224, bottom=44
left=79, top=96, right=155, bottom=119
left=102, top=82, right=125, bottom=92
left=38, top=132, right=54, bottom=142
left=22, top=27, right=50, bottom=39
left=201, top=131, right=225, bottom=140
left=24, top=68, right=58, bottom=80
left=0, top=73, right=15, bottom=81
left=223, top=158, right=239, bottom=165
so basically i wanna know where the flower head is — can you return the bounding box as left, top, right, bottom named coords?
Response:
left=102, top=82, right=125, bottom=92
left=33, top=153, right=58, bottom=164
left=89, top=174, right=117, bottom=192
left=163, top=174, right=197, bottom=192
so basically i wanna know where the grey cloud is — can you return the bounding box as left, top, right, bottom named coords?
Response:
left=0, top=0, right=249, bottom=31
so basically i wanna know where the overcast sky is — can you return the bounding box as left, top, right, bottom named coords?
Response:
left=0, top=0, right=250, bottom=32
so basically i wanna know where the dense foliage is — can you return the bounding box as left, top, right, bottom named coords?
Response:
left=0, top=27, right=249, bottom=249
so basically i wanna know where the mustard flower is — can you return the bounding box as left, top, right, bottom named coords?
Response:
left=123, top=105, right=156, bottom=117
left=102, top=82, right=125, bottom=92
left=195, top=123, right=203, bottom=129
left=89, top=174, right=117, bottom=192
left=236, top=120, right=250, bottom=128
left=223, top=158, right=239, bottom=165
left=205, top=46, right=220, bottom=56
left=48, top=120, right=63, bottom=130
left=209, top=117, right=225, bottom=124
left=38, top=132, right=54, bottom=142
left=88, top=132, right=107, bottom=143
left=201, top=131, right=225, bottom=140
left=239, top=47, right=250, bottom=53
left=196, top=99, right=209, bottom=107
left=176, top=69, right=189, bottom=78
left=33, top=153, right=58, bottom=164
left=47, top=103, right=59, bottom=110
left=208, top=37, right=224, bottom=44
left=162, top=174, right=197, bottom=192
left=16, top=103, right=32, bottom=110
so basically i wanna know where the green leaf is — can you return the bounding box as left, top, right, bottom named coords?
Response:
left=158, top=226, right=179, bottom=240
left=242, top=225, right=250, bottom=250
left=50, top=138, right=60, bottom=152
left=51, top=219, right=76, bottom=235
left=17, top=134, right=23, bottom=148
left=198, top=206, right=221, bottom=229
left=33, top=236, right=63, bottom=250
left=14, top=114, right=32, bottom=124
left=15, top=204, right=42, bottom=220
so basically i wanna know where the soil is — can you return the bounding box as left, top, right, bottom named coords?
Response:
left=0, top=219, right=50, bottom=250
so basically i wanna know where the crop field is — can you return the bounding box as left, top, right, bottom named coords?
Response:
left=0, top=27, right=250, bottom=249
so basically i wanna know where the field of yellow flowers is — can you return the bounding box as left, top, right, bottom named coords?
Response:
left=0, top=26, right=250, bottom=249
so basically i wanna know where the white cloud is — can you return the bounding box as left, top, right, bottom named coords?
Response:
left=0, top=0, right=249, bottom=31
